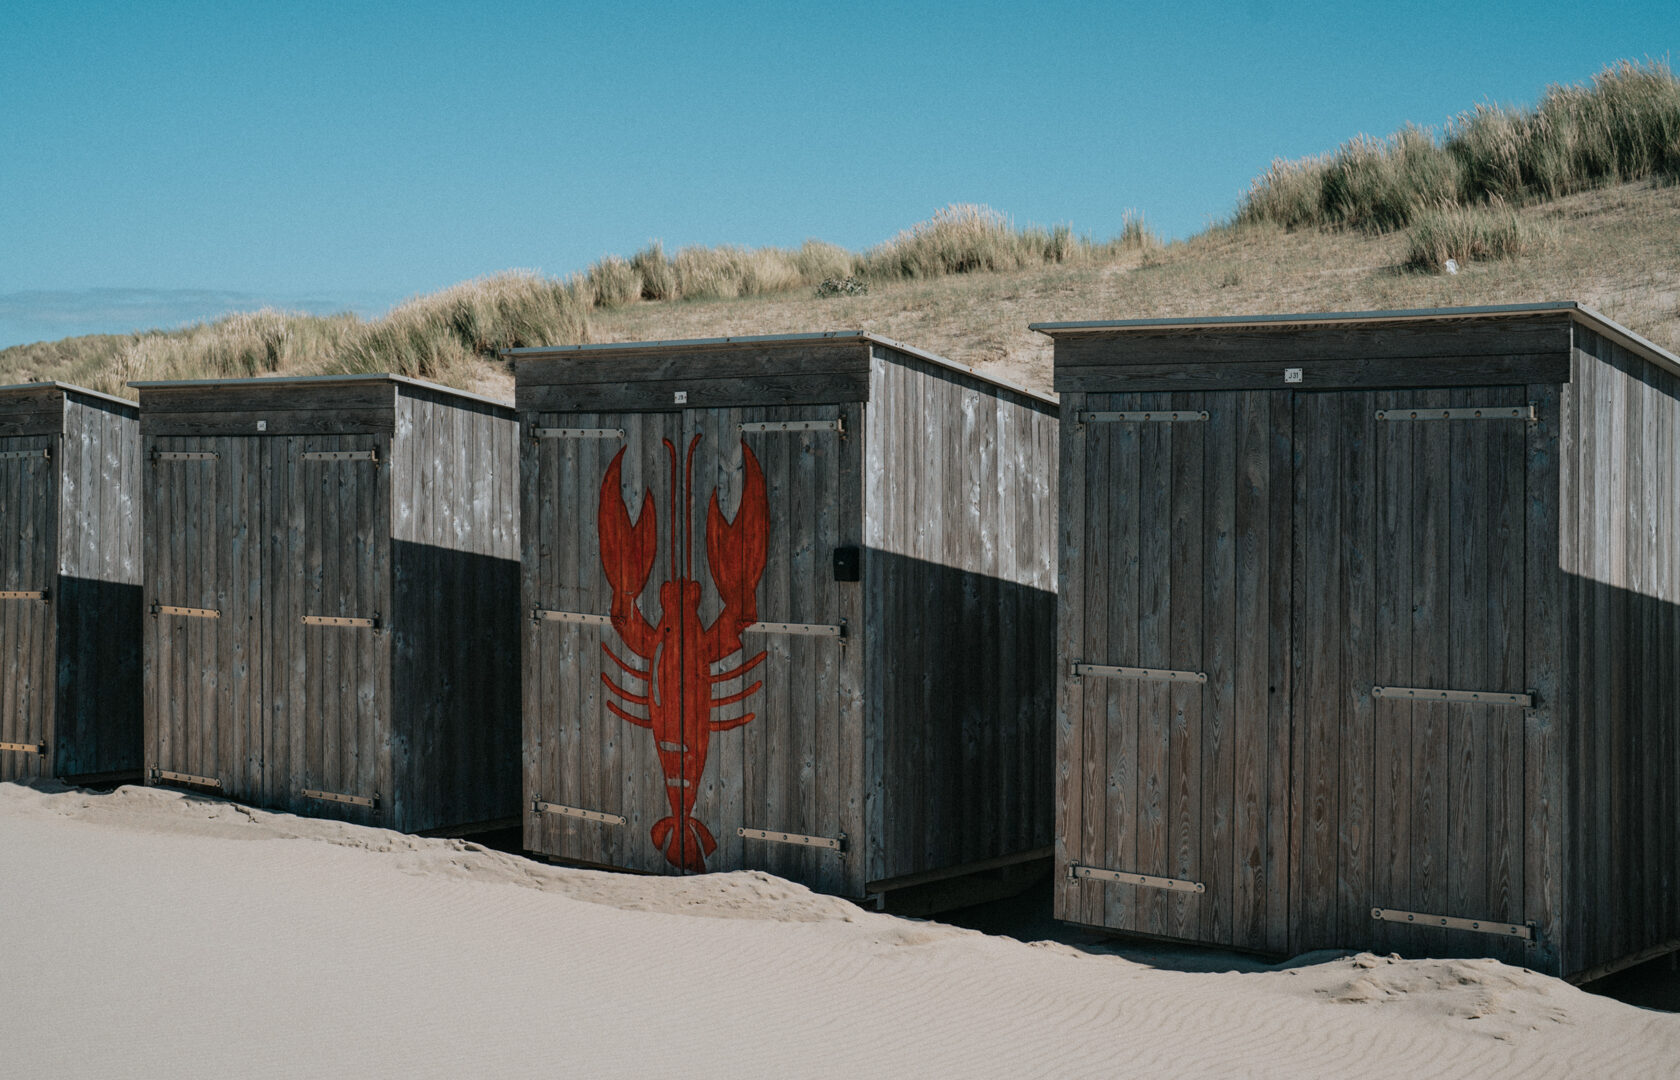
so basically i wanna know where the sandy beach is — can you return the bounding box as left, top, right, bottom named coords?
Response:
left=2, top=780, right=1676, bottom=1079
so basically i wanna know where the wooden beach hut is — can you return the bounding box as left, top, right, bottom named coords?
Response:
left=510, top=332, right=1058, bottom=901
left=132, top=374, right=520, bottom=834
left=1036, top=301, right=1680, bottom=982
left=0, top=382, right=143, bottom=784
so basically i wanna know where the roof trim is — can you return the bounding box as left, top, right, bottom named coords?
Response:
left=0, top=380, right=138, bottom=410
left=1029, top=301, right=1680, bottom=381
left=503, top=330, right=1056, bottom=406
left=1028, top=302, right=1583, bottom=334
left=127, top=372, right=513, bottom=412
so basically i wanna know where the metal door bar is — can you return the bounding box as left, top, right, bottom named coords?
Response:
left=0, top=448, right=48, bottom=461
left=1069, top=863, right=1206, bottom=894
left=153, top=768, right=221, bottom=790
left=303, top=788, right=379, bottom=809
left=1372, top=906, right=1534, bottom=941
left=153, top=604, right=220, bottom=619
left=533, top=799, right=627, bottom=826
left=152, top=451, right=218, bottom=462
left=1073, top=663, right=1207, bottom=684
left=301, top=614, right=379, bottom=630
left=0, top=590, right=47, bottom=602
left=743, top=621, right=845, bottom=638
left=0, top=741, right=45, bottom=755
left=738, top=827, right=846, bottom=852
left=739, top=419, right=845, bottom=435
left=1374, top=404, right=1536, bottom=422
left=531, top=608, right=612, bottom=627
left=1080, top=410, right=1208, bottom=423
left=1373, top=685, right=1532, bottom=707
left=534, top=427, right=625, bottom=440
left=302, top=450, right=378, bottom=463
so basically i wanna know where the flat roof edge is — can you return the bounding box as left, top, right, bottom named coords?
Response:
left=1028, top=302, right=1583, bottom=335
left=506, top=331, right=1057, bottom=407
left=1571, top=305, right=1680, bottom=376
left=0, top=381, right=138, bottom=410
left=127, top=372, right=513, bottom=412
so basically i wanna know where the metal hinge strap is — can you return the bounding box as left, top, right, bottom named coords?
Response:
left=743, top=621, right=845, bottom=639
left=301, top=614, right=379, bottom=630
left=302, top=788, right=379, bottom=809
left=0, top=448, right=49, bottom=461
left=0, top=589, right=48, bottom=602
left=153, top=604, right=220, bottom=619
left=1070, top=863, right=1206, bottom=894
left=1373, top=685, right=1533, bottom=708
left=1371, top=906, right=1534, bottom=941
left=739, top=419, right=844, bottom=435
left=738, top=827, right=847, bottom=853
left=302, top=450, right=378, bottom=463
left=1080, top=410, right=1208, bottom=423
left=1374, top=404, right=1537, bottom=423
left=531, top=608, right=612, bottom=627
left=152, top=451, right=218, bottom=462
left=532, top=798, right=627, bottom=826
left=1073, top=663, right=1207, bottom=684
left=152, top=767, right=222, bottom=790
left=0, top=741, right=46, bottom=756
left=534, top=427, right=625, bottom=441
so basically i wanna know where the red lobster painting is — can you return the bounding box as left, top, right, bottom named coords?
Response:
left=598, top=434, right=768, bottom=872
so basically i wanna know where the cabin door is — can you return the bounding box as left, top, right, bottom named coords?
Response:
left=1291, top=388, right=1532, bottom=962
left=688, top=405, right=849, bottom=894
left=0, top=434, right=56, bottom=782
left=1058, top=391, right=1293, bottom=954
left=294, top=435, right=388, bottom=819
left=526, top=410, right=689, bottom=873
left=147, top=437, right=246, bottom=796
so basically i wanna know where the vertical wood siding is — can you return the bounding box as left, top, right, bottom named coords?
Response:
left=1560, top=328, right=1680, bottom=976
left=54, top=395, right=143, bottom=779
left=390, top=388, right=520, bottom=832
left=0, top=424, right=57, bottom=784
left=865, top=349, right=1058, bottom=885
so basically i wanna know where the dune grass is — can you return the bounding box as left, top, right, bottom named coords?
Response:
left=1238, top=60, right=1680, bottom=233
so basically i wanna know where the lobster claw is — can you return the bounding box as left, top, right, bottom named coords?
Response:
left=598, top=447, right=658, bottom=607
left=706, top=441, right=769, bottom=629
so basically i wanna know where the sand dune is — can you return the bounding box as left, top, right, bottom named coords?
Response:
left=2, top=781, right=1675, bottom=1079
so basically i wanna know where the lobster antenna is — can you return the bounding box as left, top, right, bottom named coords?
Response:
left=663, top=439, right=678, bottom=581
left=684, top=433, right=703, bottom=577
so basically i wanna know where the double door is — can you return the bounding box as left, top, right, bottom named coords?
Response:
left=524, top=405, right=853, bottom=892
left=0, top=434, right=55, bottom=781
left=1062, top=387, right=1538, bottom=961
left=145, top=435, right=389, bottom=816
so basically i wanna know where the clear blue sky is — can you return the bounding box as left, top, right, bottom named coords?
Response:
left=1, top=1, right=1674, bottom=347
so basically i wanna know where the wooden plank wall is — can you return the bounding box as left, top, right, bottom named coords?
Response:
left=391, top=386, right=520, bottom=833
left=54, top=393, right=143, bottom=779
left=1053, top=390, right=1292, bottom=953
left=865, top=347, right=1058, bottom=885
left=1561, top=327, right=1680, bottom=977
left=0, top=389, right=59, bottom=783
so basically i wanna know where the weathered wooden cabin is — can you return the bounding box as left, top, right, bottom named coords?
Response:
left=1037, top=302, right=1680, bottom=982
left=510, top=332, right=1058, bottom=900
left=131, top=374, right=520, bottom=834
left=0, top=382, right=143, bottom=784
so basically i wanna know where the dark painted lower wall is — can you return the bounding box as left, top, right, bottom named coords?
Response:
left=54, top=576, right=144, bottom=779
left=873, top=549, right=1058, bottom=883
left=390, top=541, right=521, bottom=833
